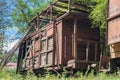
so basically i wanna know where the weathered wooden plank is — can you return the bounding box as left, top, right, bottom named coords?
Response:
left=95, top=43, right=98, bottom=61
left=86, top=42, right=89, bottom=61
left=54, top=4, right=88, bottom=13
left=74, top=18, right=77, bottom=60
left=58, top=0, right=89, bottom=10
left=77, top=38, right=99, bottom=43
left=29, top=0, right=88, bottom=24
left=56, top=12, right=69, bottom=21
left=29, top=0, right=59, bottom=23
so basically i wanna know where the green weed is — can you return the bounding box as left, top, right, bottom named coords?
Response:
left=0, top=69, right=120, bottom=80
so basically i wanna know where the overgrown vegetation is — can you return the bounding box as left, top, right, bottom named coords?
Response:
left=0, top=53, right=17, bottom=63
left=11, top=0, right=50, bottom=33
left=1, top=69, right=120, bottom=80
left=11, top=0, right=108, bottom=33
left=89, top=0, right=108, bottom=29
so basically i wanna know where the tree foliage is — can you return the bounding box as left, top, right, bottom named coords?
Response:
left=11, top=0, right=108, bottom=33
left=89, top=0, right=108, bottom=29
left=73, top=0, right=108, bottom=29
left=0, top=1, right=11, bottom=54
left=11, top=0, right=50, bottom=33
left=88, top=0, right=108, bottom=55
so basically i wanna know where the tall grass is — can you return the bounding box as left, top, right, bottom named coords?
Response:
left=0, top=69, right=120, bottom=80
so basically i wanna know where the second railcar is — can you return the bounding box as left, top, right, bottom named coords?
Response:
left=107, top=0, right=120, bottom=72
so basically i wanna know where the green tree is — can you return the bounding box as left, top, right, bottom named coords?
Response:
left=0, top=2, right=5, bottom=54
left=72, top=0, right=108, bottom=29
left=11, top=0, right=49, bottom=34
left=0, top=1, right=11, bottom=54
left=11, top=0, right=108, bottom=32
left=9, top=54, right=17, bottom=62
left=89, top=0, right=108, bottom=29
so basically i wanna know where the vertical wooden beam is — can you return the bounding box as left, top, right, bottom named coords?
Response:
left=37, top=12, right=39, bottom=28
left=46, top=37, right=48, bottom=65
left=50, top=3, right=53, bottom=22
left=86, top=41, right=89, bottom=61
left=64, top=36, right=67, bottom=59
left=95, top=42, right=97, bottom=61
left=74, top=18, right=77, bottom=60
left=68, top=0, right=71, bottom=12
left=56, top=23, right=60, bottom=68
left=72, top=34, right=74, bottom=58
left=106, top=0, right=109, bottom=45
left=53, top=21, right=56, bottom=68
left=16, top=43, right=24, bottom=73
left=38, top=37, right=41, bottom=68
left=32, top=40, right=35, bottom=69
left=34, top=20, right=38, bottom=31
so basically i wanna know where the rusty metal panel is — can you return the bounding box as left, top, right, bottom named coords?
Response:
left=34, top=37, right=40, bottom=52
left=41, top=40, right=47, bottom=52
left=108, top=0, right=120, bottom=18
left=47, top=52, right=53, bottom=65
left=108, top=0, right=120, bottom=58
left=56, top=22, right=63, bottom=65
left=41, top=30, right=46, bottom=38
left=34, top=51, right=39, bottom=58
left=34, top=56, right=40, bottom=69
left=48, top=37, right=53, bottom=50
left=108, top=17, right=120, bottom=44
left=39, top=23, right=54, bottom=67
left=40, top=53, right=46, bottom=65
left=46, top=23, right=53, bottom=36
left=110, top=42, right=120, bottom=58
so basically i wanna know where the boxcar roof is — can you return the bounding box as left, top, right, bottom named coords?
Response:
left=27, top=0, right=89, bottom=30
left=25, top=12, right=89, bottom=40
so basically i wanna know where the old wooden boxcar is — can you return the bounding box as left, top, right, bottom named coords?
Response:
left=107, top=0, right=120, bottom=72
left=17, top=0, right=100, bottom=73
